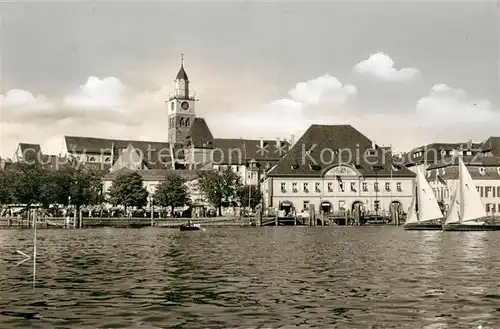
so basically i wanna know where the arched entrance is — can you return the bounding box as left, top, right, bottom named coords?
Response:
left=321, top=201, right=332, bottom=214
left=390, top=200, right=401, bottom=213
left=352, top=200, right=363, bottom=212
left=279, top=201, right=293, bottom=216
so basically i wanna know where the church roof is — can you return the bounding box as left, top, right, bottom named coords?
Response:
left=176, top=64, right=189, bottom=81
left=187, top=118, right=214, bottom=148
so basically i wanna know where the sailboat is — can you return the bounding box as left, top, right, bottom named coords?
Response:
left=403, top=167, right=444, bottom=230
left=442, top=157, right=500, bottom=231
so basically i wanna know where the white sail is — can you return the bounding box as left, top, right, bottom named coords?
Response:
left=444, top=187, right=461, bottom=224
left=405, top=194, right=419, bottom=224
left=458, top=157, right=486, bottom=223
left=416, top=168, right=443, bottom=222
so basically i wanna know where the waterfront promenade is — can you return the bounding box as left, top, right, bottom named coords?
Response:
left=0, top=216, right=255, bottom=229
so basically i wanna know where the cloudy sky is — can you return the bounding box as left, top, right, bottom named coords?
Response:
left=0, top=0, right=498, bottom=157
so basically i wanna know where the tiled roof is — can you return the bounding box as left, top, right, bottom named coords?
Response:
left=402, top=142, right=482, bottom=166
left=480, top=136, right=500, bottom=156
left=211, top=138, right=290, bottom=165
left=266, top=124, right=415, bottom=178
left=427, top=164, right=500, bottom=181
left=17, top=143, right=43, bottom=162
left=187, top=118, right=214, bottom=148
left=64, top=136, right=184, bottom=169
left=427, top=155, right=500, bottom=169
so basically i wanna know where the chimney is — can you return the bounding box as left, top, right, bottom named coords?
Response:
left=372, top=140, right=376, bottom=149
left=260, top=137, right=263, bottom=148
left=276, top=137, right=280, bottom=148
left=467, top=139, right=472, bottom=150
left=290, top=134, right=295, bottom=147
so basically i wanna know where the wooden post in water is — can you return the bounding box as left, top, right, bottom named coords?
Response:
left=79, top=209, right=83, bottom=228
left=257, top=210, right=262, bottom=226
left=294, top=215, right=296, bottom=226
left=275, top=212, right=278, bottom=226
left=344, top=210, right=348, bottom=226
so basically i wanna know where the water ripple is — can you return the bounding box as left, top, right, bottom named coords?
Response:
left=1, top=227, right=500, bottom=328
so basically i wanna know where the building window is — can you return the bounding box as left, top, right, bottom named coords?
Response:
left=315, top=182, right=320, bottom=192
left=280, top=182, right=286, bottom=193
left=338, top=181, right=344, bottom=192
left=444, top=188, right=449, bottom=198
left=374, top=182, right=379, bottom=192
left=486, top=186, right=492, bottom=197
left=303, top=183, right=309, bottom=193
left=104, top=157, right=110, bottom=162
left=327, top=182, right=333, bottom=192
left=362, top=182, right=368, bottom=192
left=185, top=118, right=190, bottom=127
left=385, top=182, right=390, bottom=191
left=396, top=182, right=402, bottom=192
left=292, top=182, right=298, bottom=193
left=466, top=151, right=472, bottom=155
left=303, top=201, right=309, bottom=210
left=350, top=182, right=356, bottom=192
left=374, top=200, right=380, bottom=211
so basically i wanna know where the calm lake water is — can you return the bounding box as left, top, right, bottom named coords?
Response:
left=1, top=226, right=500, bottom=329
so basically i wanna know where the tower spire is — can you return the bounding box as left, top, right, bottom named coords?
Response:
left=181, top=53, right=184, bottom=66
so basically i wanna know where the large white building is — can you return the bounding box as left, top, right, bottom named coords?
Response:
left=263, top=124, right=416, bottom=215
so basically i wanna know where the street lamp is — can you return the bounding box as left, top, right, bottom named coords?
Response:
left=67, top=195, right=71, bottom=228
left=149, top=195, right=154, bottom=227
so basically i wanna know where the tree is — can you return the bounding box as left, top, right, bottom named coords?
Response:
left=44, top=165, right=104, bottom=210
left=0, top=170, right=14, bottom=205
left=197, top=168, right=242, bottom=216
left=12, top=164, right=50, bottom=207
left=237, top=185, right=262, bottom=210
left=154, top=173, right=190, bottom=212
left=108, top=172, right=148, bottom=210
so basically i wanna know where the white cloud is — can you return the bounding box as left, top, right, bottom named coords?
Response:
left=208, top=74, right=357, bottom=141
left=416, top=84, right=497, bottom=124
left=353, top=52, right=420, bottom=81
left=1, top=89, right=53, bottom=110
left=64, top=76, right=126, bottom=109
left=288, top=75, right=357, bottom=106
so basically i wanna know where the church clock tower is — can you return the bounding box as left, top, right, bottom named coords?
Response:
left=167, top=54, right=197, bottom=144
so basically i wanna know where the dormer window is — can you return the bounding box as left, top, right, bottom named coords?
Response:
left=291, top=164, right=299, bottom=170
left=497, top=167, right=500, bottom=175
left=479, top=167, right=486, bottom=175
left=310, top=164, right=321, bottom=171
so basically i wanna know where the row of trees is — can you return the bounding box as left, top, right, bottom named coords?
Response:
left=107, top=167, right=262, bottom=215
left=0, top=165, right=262, bottom=216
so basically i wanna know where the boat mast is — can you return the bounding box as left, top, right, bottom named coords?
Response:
left=458, top=157, right=465, bottom=223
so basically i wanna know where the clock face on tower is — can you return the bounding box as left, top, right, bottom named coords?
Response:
left=181, top=101, right=189, bottom=110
